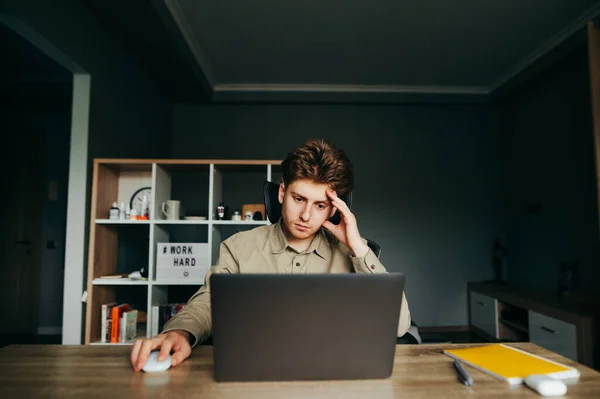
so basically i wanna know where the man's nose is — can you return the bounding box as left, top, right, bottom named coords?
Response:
left=300, top=205, right=311, bottom=221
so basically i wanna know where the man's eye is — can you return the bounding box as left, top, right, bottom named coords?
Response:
left=294, top=197, right=303, bottom=202
left=316, top=203, right=326, bottom=210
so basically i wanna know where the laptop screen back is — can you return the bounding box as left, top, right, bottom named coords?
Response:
left=210, top=273, right=405, bottom=382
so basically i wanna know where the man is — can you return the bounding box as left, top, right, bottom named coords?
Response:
left=130, top=138, right=411, bottom=371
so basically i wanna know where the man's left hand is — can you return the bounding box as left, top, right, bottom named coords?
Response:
left=322, top=189, right=369, bottom=257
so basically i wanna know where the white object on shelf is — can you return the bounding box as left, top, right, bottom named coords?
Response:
left=119, top=202, right=126, bottom=220
left=109, top=202, right=119, bottom=220
left=128, top=271, right=142, bottom=280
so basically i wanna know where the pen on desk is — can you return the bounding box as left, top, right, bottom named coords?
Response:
left=453, top=360, right=474, bottom=386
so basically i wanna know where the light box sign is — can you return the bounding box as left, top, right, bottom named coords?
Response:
left=156, top=243, right=210, bottom=281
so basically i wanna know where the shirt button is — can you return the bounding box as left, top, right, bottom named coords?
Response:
left=370, top=264, right=376, bottom=270
left=296, top=262, right=301, bottom=267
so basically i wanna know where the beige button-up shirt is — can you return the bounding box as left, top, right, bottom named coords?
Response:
left=163, top=220, right=411, bottom=346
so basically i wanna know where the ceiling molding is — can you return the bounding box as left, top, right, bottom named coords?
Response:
left=215, top=84, right=489, bottom=95
left=164, top=0, right=216, bottom=87
left=489, top=1, right=600, bottom=95
left=213, top=84, right=489, bottom=103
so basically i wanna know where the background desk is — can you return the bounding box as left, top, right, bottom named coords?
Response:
left=1, top=343, right=600, bottom=398
left=468, top=282, right=600, bottom=368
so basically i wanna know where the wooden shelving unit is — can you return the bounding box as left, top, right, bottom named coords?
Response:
left=84, top=159, right=281, bottom=344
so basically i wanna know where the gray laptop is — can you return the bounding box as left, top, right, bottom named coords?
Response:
left=210, top=273, right=405, bottom=382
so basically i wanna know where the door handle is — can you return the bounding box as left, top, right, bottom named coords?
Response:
left=477, top=301, right=487, bottom=307
left=540, top=326, right=557, bottom=335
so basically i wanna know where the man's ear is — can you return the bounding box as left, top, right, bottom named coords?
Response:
left=278, top=183, right=285, bottom=204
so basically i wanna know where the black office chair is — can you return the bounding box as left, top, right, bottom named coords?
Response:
left=263, top=181, right=420, bottom=344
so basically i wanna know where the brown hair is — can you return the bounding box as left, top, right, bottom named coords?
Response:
left=281, top=139, right=354, bottom=197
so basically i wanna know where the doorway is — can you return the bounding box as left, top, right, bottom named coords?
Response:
left=0, top=22, right=72, bottom=345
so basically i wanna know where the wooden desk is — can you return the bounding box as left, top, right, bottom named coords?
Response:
left=1, top=343, right=600, bottom=398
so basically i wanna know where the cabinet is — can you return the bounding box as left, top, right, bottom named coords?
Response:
left=529, top=311, right=577, bottom=362
left=469, top=292, right=498, bottom=339
left=468, top=282, right=600, bottom=368
left=84, top=159, right=281, bottom=345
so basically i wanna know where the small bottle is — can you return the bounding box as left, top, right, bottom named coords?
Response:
left=217, top=201, right=225, bottom=220
left=109, top=202, right=119, bottom=220
left=119, top=202, right=126, bottom=220
left=125, top=204, right=131, bottom=220
left=139, top=194, right=149, bottom=220
left=130, top=208, right=138, bottom=220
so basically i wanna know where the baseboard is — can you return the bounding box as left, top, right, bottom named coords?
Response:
left=418, top=325, right=470, bottom=333
left=37, top=326, right=62, bottom=335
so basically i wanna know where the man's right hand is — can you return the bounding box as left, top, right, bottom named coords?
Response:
left=130, top=330, right=193, bottom=372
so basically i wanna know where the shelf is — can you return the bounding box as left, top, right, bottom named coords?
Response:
left=92, top=278, right=150, bottom=286
left=500, top=319, right=529, bottom=333
left=154, top=219, right=209, bottom=225
left=212, top=220, right=269, bottom=225
left=153, top=280, right=205, bottom=285
left=95, top=219, right=150, bottom=225
left=86, top=159, right=280, bottom=345
left=90, top=340, right=138, bottom=346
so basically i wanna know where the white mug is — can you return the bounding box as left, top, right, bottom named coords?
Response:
left=161, top=200, right=181, bottom=220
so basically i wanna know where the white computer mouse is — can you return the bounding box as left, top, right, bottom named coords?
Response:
left=142, top=351, right=172, bottom=372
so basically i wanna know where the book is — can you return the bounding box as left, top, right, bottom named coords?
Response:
left=99, top=273, right=128, bottom=279
left=119, top=309, right=138, bottom=343
left=443, top=344, right=581, bottom=385
left=110, top=303, right=130, bottom=343
left=151, top=303, right=186, bottom=336
left=100, top=302, right=117, bottom=343
left=151, top=305, right=159, bottom=337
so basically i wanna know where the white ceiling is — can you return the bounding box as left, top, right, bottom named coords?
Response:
left=164, top=0, right=600, bottom=102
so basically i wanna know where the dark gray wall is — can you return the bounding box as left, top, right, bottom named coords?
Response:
left=173, top=103, right=503, bottom=326
left=2, top=0, right=173, bottom=156
left=2, top=0, right=173, bottom=336
left=500, top=43, right=600, bottom=296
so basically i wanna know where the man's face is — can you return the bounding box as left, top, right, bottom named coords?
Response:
left=278, top=179, right=332, bottom=242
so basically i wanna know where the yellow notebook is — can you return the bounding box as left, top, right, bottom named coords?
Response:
left=443, top=344, right=580, bottom=385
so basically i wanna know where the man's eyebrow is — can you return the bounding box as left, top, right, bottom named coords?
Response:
left=291, top=191, right=330, bottom=204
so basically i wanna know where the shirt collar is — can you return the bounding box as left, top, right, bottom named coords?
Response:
left=270, top=219, right=288, bottom=254
left=270, top=219, right=332, bottom=260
